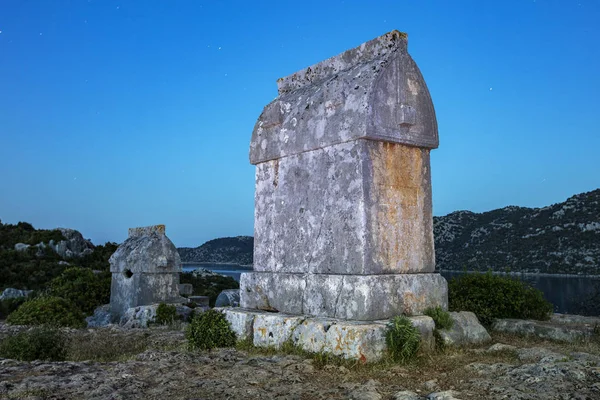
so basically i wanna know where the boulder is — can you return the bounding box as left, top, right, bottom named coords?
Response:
left=215, top=289, right=240, bottom=307
left=492, top=317, right=595, bottom=342
left=48, top=228, right=95, bottom=258
left=437, top=311, right=491, bottom=347
left=426, top=391, right=462, bottom=400
left=119, top=304, right=194, bottom=328
left=0, top=288, right=33, bottom=301
left=486, top=343, right=517, bottom=353
left=393, top=392, right=423, bottom=400
left=179, top=283, right=193, bottom=296
left=13, top=243, right=30, bottom=252
left=86, top=304, right=113, bottom=327
left=191, top=268, right=220, bottom=277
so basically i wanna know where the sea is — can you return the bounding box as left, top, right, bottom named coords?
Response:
left=182, top=263, right=600, bottom=315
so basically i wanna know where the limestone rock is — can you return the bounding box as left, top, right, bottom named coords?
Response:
left=223, top=309, right=435, bottom=361
left=516, top=347, right=566, bottom=363
left=220, top=308, right=258, bottom=341
left=191, top=267, right=221, bottom=277
left=0, top=288, right=33, bottom=301
left=86, top=304, right=113, bottom=327
left=50, top=228, right=95, bottom=258
left=13, top=243, right=30, bottom=252
left=119, top=304, right=193, bottom=328
left=422, top=379, right=438, bottom=392
left=437, top=311, right=491, bottom=347
left=426, top=391, right=461, bottom=400
left=215, top=289, right=240, bottom=307
left=241, top=272, right=448, bottom=320
left=492, top=317, right=596, bottom=342
left=406, top=315, right=436, bottom=352
left=393, top=391, right=423, bottom=400
left=486, top=343, right=517, bottom=353
left=349, top=379, right=382, bottom=400
left=252, top=313, right=305, bottom=348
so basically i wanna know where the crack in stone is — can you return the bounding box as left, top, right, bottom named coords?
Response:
left=333, top=275, right=345, bottom=319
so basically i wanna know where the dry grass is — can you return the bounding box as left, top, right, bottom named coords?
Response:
left=65, top=326, right=188, bottom=362
left=232, top=330, right=600, bottom=396
left=490, top=330, right=600, bottom=355
left=66, top=330, right=151, bottom=362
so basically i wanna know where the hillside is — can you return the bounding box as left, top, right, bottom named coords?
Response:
left=0, top=220, right=116, bottom=291
left=433, top=189, right=600, bottom=274
left=178, top=190, right=600, bottom=275
left=178, top=236, right=253, bottom=265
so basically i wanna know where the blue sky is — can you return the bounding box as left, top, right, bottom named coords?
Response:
left=0, top=1, right=598, bottom=247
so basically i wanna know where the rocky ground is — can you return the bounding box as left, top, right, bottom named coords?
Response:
left=1, top=323, right=600, bottom=400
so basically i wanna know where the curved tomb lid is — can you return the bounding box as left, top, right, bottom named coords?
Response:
left=249, top=30, right=438, bottom=165
left=110, top=225, right=182, bottom=274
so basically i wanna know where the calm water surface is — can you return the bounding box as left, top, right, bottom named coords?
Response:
left=183, top=264, right=600, bottom=315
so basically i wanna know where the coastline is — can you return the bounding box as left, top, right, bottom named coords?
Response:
left=181, top=263, right=600, bottom=278
left=438, top=269, right=600, bottom=279
left=181, top=261, right=253, bottom=269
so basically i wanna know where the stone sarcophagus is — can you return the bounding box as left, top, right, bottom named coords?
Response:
left=241, top=31, right=448, bottom=321
left=109, top=225, right=184, bottom=318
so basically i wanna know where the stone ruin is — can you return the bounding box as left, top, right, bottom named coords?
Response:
left=241, top=30, right=448, bottom=320
left=219, top=31, right=450, bottom=361
left=109, top=224, right=186, bottom=319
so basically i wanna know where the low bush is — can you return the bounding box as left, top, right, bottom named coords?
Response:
left=186, top=309, right=236, bottom=350
left=448, top=272, right=553, bottom=326
left=0, top=296, right=31, bottom=320
left=154, top=303, right=180, bottom=325
left=0, top=325, right=67, bottom=361
left=424, top=306, right=454, bottom=330
left=48, top=267, right=111, bottom=315
left=386, top=316, right=420, bottom=363
left=6, top=296, right=86, bottom=328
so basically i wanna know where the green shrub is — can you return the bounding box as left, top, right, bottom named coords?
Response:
left=48, top=267, right=110, bottom=315
left=154, top=303, right=180, bottom=325
left=386, top=316, right=420, bottom=363
left=448, top=272, right=553, bottom=326
left=0, top=295, right=31, bottom=320
left=0, top=325, right=67, bottom=361
left=6, top=296, right=86, bottom=328
left=77, top=242, right=118, bottom=271
left=424, top=306, right=454, bottom=330
left=186, top=309, right=236, bottom=350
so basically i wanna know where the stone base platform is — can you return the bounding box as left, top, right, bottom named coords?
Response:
left=240, top=272, right=448, bottom=321
left=217, top=308, right=435, bottom=362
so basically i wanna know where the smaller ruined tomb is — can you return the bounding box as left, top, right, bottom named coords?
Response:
left=109, top=225, right=184, bottom=318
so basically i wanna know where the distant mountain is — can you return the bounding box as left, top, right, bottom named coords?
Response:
left=179, top=189, right=600, bottom=274
left=434, top=189, right=600, bottom=275
left=178, top=236, right=253, bottom=265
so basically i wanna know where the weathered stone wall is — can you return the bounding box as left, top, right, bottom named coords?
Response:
left=243, top=31, right=448, bottom=320
left=109, top=225, right=183, bottom=318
